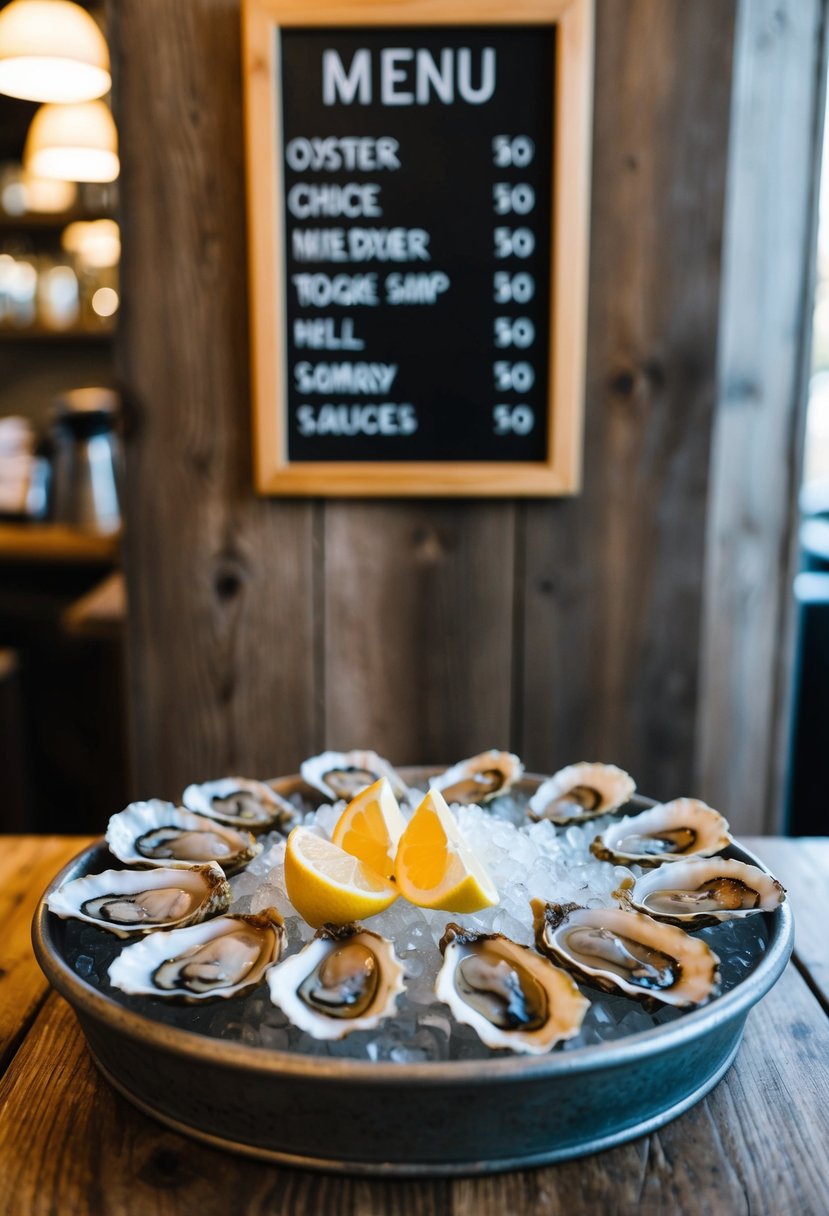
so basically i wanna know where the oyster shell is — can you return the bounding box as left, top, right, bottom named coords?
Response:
left=532, top=900, right=720, bottom=1008
left=590, top=798, right=732, bottom=868
left=266, top=923, right=405, bottom=1039
left=46, top=862, right=231, bottom=937
left=615, top=857, right=786, bottom=927
left=107, top=908, right=285, bottom=1001
left=435, top=923, right=589, bottom=1053
left=301, top=750, right=410, bottom=803
left=182, top=777, right=298, bottom=834
left=106, top=800, right=262, bottom=875
left=528, top=762, right=635, bottom=824
left=431, top=750, right=523, bottom=805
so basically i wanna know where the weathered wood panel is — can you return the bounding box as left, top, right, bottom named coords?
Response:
left=113, top=0, right=819, bottom=827
left=520, top=0, right=735, bottom=795
left=323, top=503, right=516, bottom=762
left=696, top=0, right=826, bottom=834
left=112, top=0, right=317, bottom=797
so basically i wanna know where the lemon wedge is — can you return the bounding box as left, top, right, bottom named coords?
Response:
left=331, top=776, right=407, bottom=880
left=394, top=789, right=499, bottom=913
left=284, top=826, right=399, bottom=927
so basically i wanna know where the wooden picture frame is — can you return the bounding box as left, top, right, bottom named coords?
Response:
left=243, top=0, right=594, bottom=496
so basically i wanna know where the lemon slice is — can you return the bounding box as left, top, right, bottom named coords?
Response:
left=284, top=826, right=399, bottom=927
left=394, top=789, right=499, bottom=913
left=331, top=777, right=407, bottom=880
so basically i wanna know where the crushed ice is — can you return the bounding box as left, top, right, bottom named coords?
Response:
left=62, top=789, right=772, bottom=1063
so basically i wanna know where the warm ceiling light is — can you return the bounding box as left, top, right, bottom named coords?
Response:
left=24, top=99, right=118, bottom=182
left=22, top=171, right=77, bottom=212
left=62, top=218, right=119, bottom=267
left=0, top=0, right=110, bottom=103
left=91, top=285, right=118, bottom=317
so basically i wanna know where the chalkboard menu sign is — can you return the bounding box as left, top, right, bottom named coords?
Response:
left=244, top=0, right=594, bottom=496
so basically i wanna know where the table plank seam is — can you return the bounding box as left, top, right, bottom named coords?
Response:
left=792, top=950, right=829, bottom=1018
left=0, top=987, right=52, bottom=1080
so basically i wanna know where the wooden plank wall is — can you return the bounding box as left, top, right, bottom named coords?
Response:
left=113, top=0, right=813, bottom=832
left=696, top=0, right=827, bottom=835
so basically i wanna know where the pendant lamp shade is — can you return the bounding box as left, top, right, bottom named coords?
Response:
left=0, top=0, right=110, bottom=103
left=24, top=99, right=118, bottom=183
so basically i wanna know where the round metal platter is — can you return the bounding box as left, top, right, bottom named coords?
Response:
left=32, top=774, right=793, bottom=1176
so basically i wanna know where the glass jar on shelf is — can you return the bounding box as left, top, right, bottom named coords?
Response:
left=37, top=255, right=80, bottom=331
left=0, top=245, right=38, bottom=328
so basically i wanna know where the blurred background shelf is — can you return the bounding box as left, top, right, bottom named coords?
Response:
left=61, top=569, right=125, bottom=639
left=0, top=522, right=118, bottom=563
left=0, top=326, right=113, bottom=342
left=0, top=210, right=112, bottom=233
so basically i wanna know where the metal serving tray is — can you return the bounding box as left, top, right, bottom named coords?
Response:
left=32, top=775, right=793, bottom=1176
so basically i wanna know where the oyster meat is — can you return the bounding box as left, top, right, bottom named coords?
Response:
left=590, top=798, right=732, bottom=868
left=431, top=750, right=523, bottom=805
left=528, top=762, right=635, bottom=824
left=435, top=923, right=589, bottom=1053
left=301, top=750, right=411, bottom=803
left=47, top=862, right=231, bottom=937
left=616, top=856, right=786, bottom=927
left=182, top=777, right=298, bottom=833
left=108, top=909, right=285, bottom=1000
left=267, top=923, right=405, bottom=1039
left=106, top=800, right=262, bottom=875
left=533, top=900, right=720, bottom=1008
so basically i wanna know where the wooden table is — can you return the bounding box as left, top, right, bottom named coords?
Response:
left=1, top=836, right=828, bottom=1215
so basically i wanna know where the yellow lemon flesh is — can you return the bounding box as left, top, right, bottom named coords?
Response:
left=394, top=788, right=499, bottom=913
left=332, top=776, right=407, bottom=880
left=284, top=826, right=399, bottom=927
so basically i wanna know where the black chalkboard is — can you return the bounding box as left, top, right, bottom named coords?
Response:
left=278, top=26, right=556, bottom=464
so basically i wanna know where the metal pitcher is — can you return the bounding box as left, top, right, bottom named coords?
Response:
left=51, top=387, right=121, bottom=535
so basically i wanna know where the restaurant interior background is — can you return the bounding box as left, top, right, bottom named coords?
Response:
left=0, top=0, right=827, bottom=843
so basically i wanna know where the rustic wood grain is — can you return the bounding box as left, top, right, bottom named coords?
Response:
left=2, top=958, right=827, bottom=1216
left=322, top=502, right=515, bottom=762
left=696, top=0, right=826, bottom=835
left=0, top=836, right=92, bottom=1072
left=0, top=995, right=454, bottom=1216
left=745, top=836, right=829, bottom=1011
left=111, top=0, right=317, bottom=798
left=519, top=0, right=735, bottom=797
left=702, top=962, right=829, bottom=1216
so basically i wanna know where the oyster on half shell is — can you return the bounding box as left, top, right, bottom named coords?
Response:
left=590, top=798, right=732, bottom=868
left=532, top=900, right=720, bottom=1008
left=47, top=862, right=231, bottom=937
left=431, top=750, right=523, bottom=805
left=182, top=777, right=298, bottom=834
left=435, top=923, right=589, bottom=1053
left=615, top=857, right=786, bottom=928
left=107, top=908, right=285, bottom=1001
left=266, top=923, right=405, bottom=1039
left=301, top=750, right=411, bottom=803
left=106, top=800, right=262, bottom=875
left=528, top=762, right=635, bottom=825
